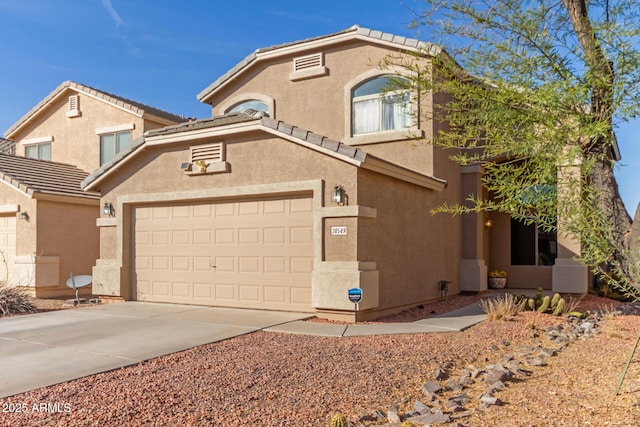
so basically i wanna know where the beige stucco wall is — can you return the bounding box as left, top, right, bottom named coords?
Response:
left=0, top=183, right=99, bottom=296
left=356, top=167, right=461, bottom=316
left=0, top=185, right=37, bottom=256
left=8, top=89, right=170, bottom=172
left=36, top=199, right=99, bottom=289
left=206, top=42, right=442, bottom=178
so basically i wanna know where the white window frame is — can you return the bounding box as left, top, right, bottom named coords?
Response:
left=352, top=76, right=411, bottom=135
left=343, top=70, right=422, bottom=146
left=218, top=93, right=275, bottom=117
left=25, top=143, right=51, bottom=160
left=99, top=130, right=132, bottom=166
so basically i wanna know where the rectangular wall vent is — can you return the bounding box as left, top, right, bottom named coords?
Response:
left=191, top=142, right=224, bottom=163
left=293, top=53, right=323, bottom=71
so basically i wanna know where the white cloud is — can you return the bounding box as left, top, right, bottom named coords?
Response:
left=102, top=0, right=123, bottom=27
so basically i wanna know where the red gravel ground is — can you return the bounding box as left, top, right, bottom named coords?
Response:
left=0, top=294, right=637, bottom=426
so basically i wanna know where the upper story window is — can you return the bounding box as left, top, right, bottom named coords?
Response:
left=227, top=100, right=269, bottom=114
left=352, top=76, right=410, bottom=135
left=100, top=131, right=131, bottom=165
left=25, top=143, right=51, bottom=161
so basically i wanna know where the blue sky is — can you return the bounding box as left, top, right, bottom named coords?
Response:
left=1, top=0, right=638, bottom=215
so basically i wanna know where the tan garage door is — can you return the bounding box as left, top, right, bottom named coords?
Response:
left=0, top=215, right=16, bottom=285
left=134, top=196, right=314, bottom=312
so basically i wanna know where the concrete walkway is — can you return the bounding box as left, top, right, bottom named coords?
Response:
left=265, top=302, right=486, bottom=337
left=0, top=301, right=486, bottom=398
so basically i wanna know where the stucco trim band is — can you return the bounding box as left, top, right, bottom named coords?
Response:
left=0, top=204, right=19, bottom=214
left=318, top=205, right=377, bottom=219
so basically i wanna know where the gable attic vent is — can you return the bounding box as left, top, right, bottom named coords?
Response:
left=190, top=142, right=224, bottom=163
left=66, top=94, right=81, bottom=118
left=290, top=52, right=328, bottom=81
left=294, top=53, right=323, bottom=71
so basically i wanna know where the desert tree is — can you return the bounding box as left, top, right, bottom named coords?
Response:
left=386, top=0, right=640, bottom=296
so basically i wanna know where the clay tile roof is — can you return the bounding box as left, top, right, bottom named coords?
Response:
left=0, top=138, right=16, bottom=155
left=145, top=110, right=265, bottom=138
left=145, top=110, right=368, bottom=162
left=259, top=116, right=367, bottom=162
left=6, top=81, right=184, bottom=137
left=0, top=154, right=99, bottom=199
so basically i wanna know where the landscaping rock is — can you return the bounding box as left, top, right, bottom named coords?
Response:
left=480, top=395, right=501, bottom=406
left=414, top=400, right=430, bottom=415
left=434, top=367, right=448, bottom=380
left=387, top=406, right=401, bottom=423
left=484, top=364, right=511, bottom=384
left=421, top=381, right=442, bottom=394
left=406, top=412, right=451, bottom=424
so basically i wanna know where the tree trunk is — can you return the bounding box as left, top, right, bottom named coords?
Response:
left=564, top=0, right=635, bottom=282
left=589, top=148, right=633, bottom=276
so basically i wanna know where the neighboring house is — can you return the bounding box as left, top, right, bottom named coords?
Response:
left=81, top=25, right=588, bottom=320
left=0, top=155, right=99, bottom=296
left=2, top=82, right=183, bottom=297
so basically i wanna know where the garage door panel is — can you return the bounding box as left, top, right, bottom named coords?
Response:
left=264, top=286, right=286, bottom=304
left=291, top=226, right=313, bottom=244
left=212, top=283, right=233, bottom=300
left=172, top=257, right=190, bottom=271
left=290, top=197, right=313, bottom=213
left=152, top=206, right=170, bottom=219
left=239, top=284, right=261, bottom=302
left=214, top=256, right=235, bottom=272
left=194, top=257, right=213, bottom=271
left=291, top=257, right=313, bottom=273
left=238, top=201, right=260, bottom=216
left=214, top=229, right=235, bottom=244
left=264, top=257, right=286, bottom=273
left=215, top=203, right=235, bottom=216
left=291, top=286, right=312, bottom=305
left=172, top=282, right=191, bottom=298
left=194, top=283, right=212, bottom=299
left=134, top=197, right=313, bottom=312
left=152, top=281, right=170, bottom=296
left=172, top=206, right=190, bottom=218
left=264, top=199, right=286, bottom=214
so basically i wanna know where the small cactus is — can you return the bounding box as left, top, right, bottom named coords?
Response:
left=551, top=293, right=561, bottom=308
left=537, top=295, right=551, bottom=313
left=330, top=413, right=348, bottom=427
left=527, top=298, right=536, bottom=311
left=552, top=298, right=565, bottom=316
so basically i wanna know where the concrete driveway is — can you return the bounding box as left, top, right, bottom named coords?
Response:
left=0, top=302, right=311, bottom=398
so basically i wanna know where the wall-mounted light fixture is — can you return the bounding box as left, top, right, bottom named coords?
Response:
left=103, top=202, right=114, bottom=217
left=331, top=185, right=346, bottom=206
left=19, top=211, right=29, bottom=221
left=484, top=218, right=493, bottom=229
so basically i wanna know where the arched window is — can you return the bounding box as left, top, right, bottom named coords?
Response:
left=227, top=100, right=269, bottom=114
left=352, top=76, right=410, bottom=135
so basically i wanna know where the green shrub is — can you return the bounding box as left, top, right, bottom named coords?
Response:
left=0, top=283, right=36, bottom=317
